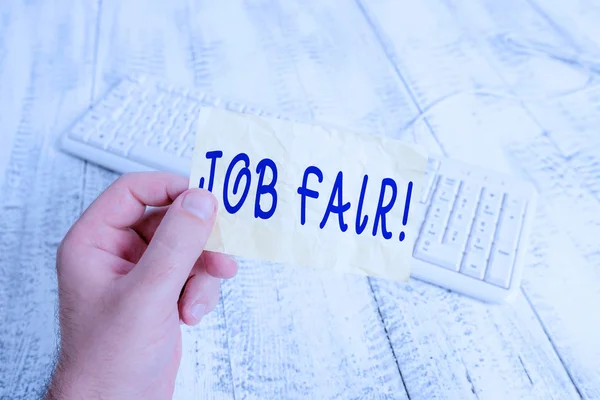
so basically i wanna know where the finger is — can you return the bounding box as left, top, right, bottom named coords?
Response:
left=127, top=188, right=217, bottom=301
left=133, top=210, right=237, bottom=279
left=202, top=252, right=238, bottom=279
left=131, top=206, right=169, bottom=244
left=57, top=223, right=146, bottom=282
left=179, top=270, right=221, bottom=326
left=74, top=172, right=188, bottom=237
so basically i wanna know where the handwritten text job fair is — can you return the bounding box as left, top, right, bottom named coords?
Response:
left=196, top=150, right=415, bottom=242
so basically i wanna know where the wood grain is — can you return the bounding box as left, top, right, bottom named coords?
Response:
left=356, top=0, right=587, bottom=398
left=429, top=0, right=600, bottom=396
left=1, top=0, right=598, bottom=399
left=182, top=1, right=422, bottom=398
left=0, top=4, right=32, bottom=190
left=89, top=0, right=413, bottom=398
left=0, top=1, right=99, bottom=398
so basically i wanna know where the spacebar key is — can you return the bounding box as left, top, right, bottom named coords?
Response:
left=128, top=144, right=191, bottom=176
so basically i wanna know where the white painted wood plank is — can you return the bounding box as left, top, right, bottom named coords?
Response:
left=91, top=1, right=238, bottom=398
left=0, top=1, right=99, bottom=398
left=355, top=0, right=584, bottom=398
left=425, top=1, right=600, bottom=397
left=0, top=4, right=31, bottom=190
left=184, top=0, right=428, bottom=398
left=355, top=0, right=545, bottom=167
left=92, top=1, right=403, bottom=398
left=1, top=1, right=595, bottom=399
left=525, top=0, right=600, bottom=53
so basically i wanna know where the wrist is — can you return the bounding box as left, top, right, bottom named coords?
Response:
left=45, top=358, right=149, bottom=400
left=45, top=365, right=77, bottom=400
left=45, top=360, right=95, bottom=400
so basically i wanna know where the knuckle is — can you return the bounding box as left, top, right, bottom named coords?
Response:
left=56, top=237, right=67, bottom=260
left=55, top=236, right=73, bottom=273
left=115, top=171, right=138, bottom=185
left=112, top=172, right=143, bottom=194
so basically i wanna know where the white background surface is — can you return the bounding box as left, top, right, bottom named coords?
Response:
left=0, top=0, right=599, bottom=398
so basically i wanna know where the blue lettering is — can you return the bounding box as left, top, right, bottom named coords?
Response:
left=355, top=175, right=369, bottom=234
left=399, top=181, right=414, bottom=242
left=320, top=171, right=351, bottom=232
left=297, top=166, right=323, bottom=225
left=254, top=158, right=278, bottom=219
left=223, top=153, right=251, bottom=214
left=372, top=178, right=397, bottom=239
left=205, top=150, right=223, bottom=192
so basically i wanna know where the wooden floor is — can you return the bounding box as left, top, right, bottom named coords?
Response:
left=1, top=1, right=599, bottom=398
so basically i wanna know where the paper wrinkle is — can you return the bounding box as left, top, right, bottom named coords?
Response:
left=189, top=108, right=428, bottom=281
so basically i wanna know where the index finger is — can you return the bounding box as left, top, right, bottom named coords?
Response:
left=79, top=172, right=188, bottom=231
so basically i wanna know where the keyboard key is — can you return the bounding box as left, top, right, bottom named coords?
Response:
left=69, top=123, right=90, bottom=140
left=226, top=101, right=246, bottom=112
left=108, top=137, right=133, bottom=156
left=147, top=134, right=170, bottom=149
left=111, top=79, right=139, bottom=99
left=426, top=203, right=452, bottom=238
left=183, top=129, right=196, bottom=145
left=460, top=249, right=487, bottom=279
left=172, top=115, right=191, bottom=134
left=177, top=109, right=193, bottom=123
left=201, top=94, right=222, bottom=107
left=421, top=219, right=444, bottom=241
left=480, top=188, right=503, bottom=213
left=129, top=143, right=191, bottom=175
left=122, top=123, right=142, bottom=138
left=107, top=99, right=128, bottom=119
left=260, top=110, right=278, bottom=119
left=434, top=176, right=459, bottom=203
left=95, top=102, right=118, bottom=118
left=181, top=145, right=195, bottom=160
left=154, top=118, right=173, bottom=134
left=427, top=157, right=441, bottom=171
left=467, top=231, right=493, bottom=258
left=86, top=130, right=113, bottom=149
left=174, top=124, right=193, bottom=141
left=429, top=200, right=451, bottom=220
left=504, top=195, right=526, bottom=218
left=245, top=106, right=262, bottom=115
left=114, top=124, right=133, bottom=138
left=70, top=113, right=103, bottom=140
left=444, top=225, right=469, bottom=248
left=122, top=105, right=142, bottom=122
left=138, top=112, right=158, bottom=129
left=472, top=212, right=496, bottom=237
left=130, top=98, right=148, bottom=113
left=164, top=140, right=185, bottom=156
left=485, top=245, right=515, bottom=288
left=157, top=108, right=175, bottom=123
left=450, top=183, right=481, bottom=223
left=129, top=129, right=146, bottom=143
left=495, top=203, right=525, bottom=249
left=414, top=239, right=463, bottom=271
left=439, top=175, right=459, bottom=191
left=420, top=173, right=437, bottom=204
left=161, top=93, right=182, bottom=109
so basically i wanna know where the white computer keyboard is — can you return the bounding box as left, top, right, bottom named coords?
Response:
left=60, top=76, right=537, bottom=303
left=410, top=157, right=536, bottom=303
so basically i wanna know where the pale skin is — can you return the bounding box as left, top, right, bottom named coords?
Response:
left=45, top=172, right=238, bottom=400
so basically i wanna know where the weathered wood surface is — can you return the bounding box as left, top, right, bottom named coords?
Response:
left=0, top=0, right=598, bottom=399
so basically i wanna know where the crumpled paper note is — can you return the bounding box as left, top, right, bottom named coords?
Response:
left=189, top=108, right=427, bottom=281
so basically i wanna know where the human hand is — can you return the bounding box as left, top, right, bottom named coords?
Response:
left=45, top=172, right=237, bottom=399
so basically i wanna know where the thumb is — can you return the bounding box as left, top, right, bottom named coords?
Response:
left=128, top=188, right=217, bottom=302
